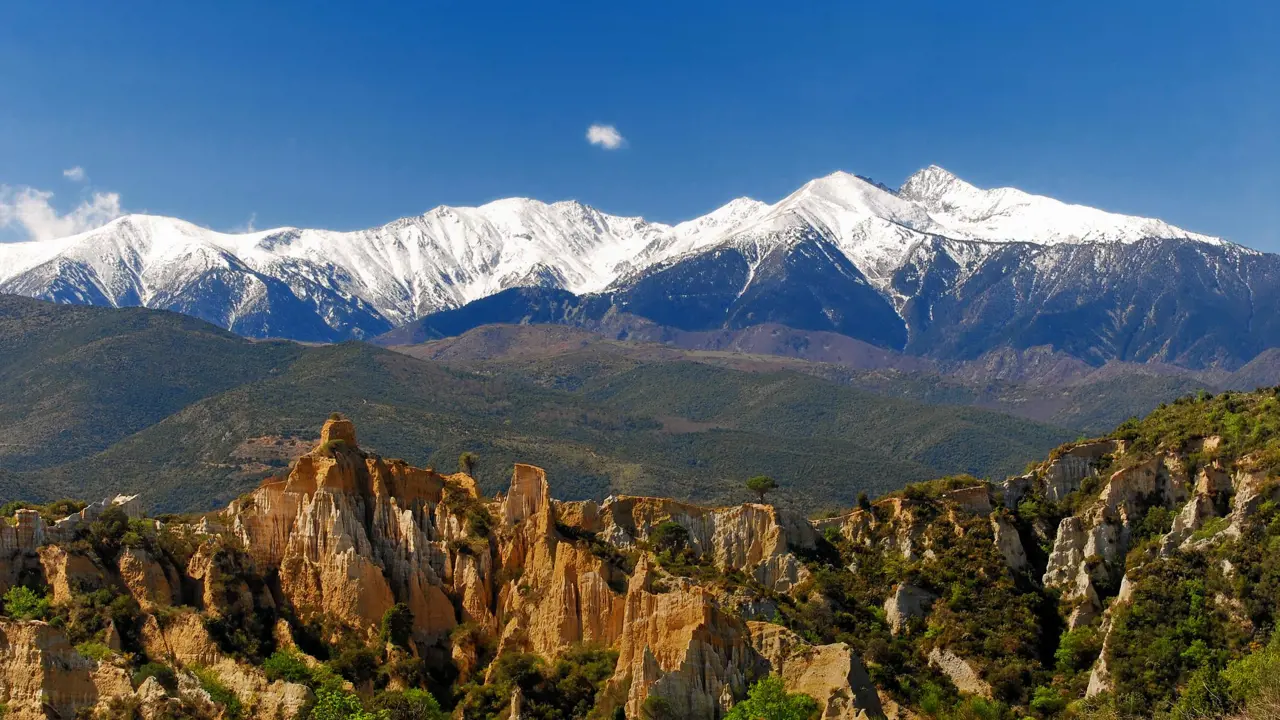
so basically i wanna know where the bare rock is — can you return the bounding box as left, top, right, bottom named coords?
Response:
left=928, top=648, right=992, bottom=698
left=883, top=585, right=936, bottom=635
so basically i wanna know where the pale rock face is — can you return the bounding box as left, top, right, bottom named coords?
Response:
left=941, top=487, right=992, bottom=515
left=228, top=423, right=460, bottom=642
left=1226, top=467, right=1280, bottom=537
left=140, top=611, right=223, bottom=667
left=0, top=619, right=133, bottom=720
left=747, top=622, right=884, bottom=720
left=1040, top=440, right=1119, bottom=502
left=1044, top=454, right=1191, bottom=607
left=812, top=508, right=877, bottom=546
left=37, top=545, right=109, bottom=605
left=598, top=496, right=815, bottom=592
left=927, top=648, right=992, bottom=698
left=883, top=585, right=937, bottom=635
left=612, top=556, right=756, bottom=720
left=990, top=513, right=1029, bottom=571
left=495, top=464, right=627, bottom=659
left=117, top=546, right=178, bottom=611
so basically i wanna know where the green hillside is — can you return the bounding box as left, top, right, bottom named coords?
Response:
left=0, top=297, right=1075, bottom=512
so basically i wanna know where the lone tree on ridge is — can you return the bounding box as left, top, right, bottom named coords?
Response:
left=746, top=475, right=778, bottom=504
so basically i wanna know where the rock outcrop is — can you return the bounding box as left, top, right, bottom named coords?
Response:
left=598, top=496, right=815, bottom=592
left=0, top=620, right=132, bottom=720
left=883, top=584, right=936, bottom=635
left=748, top=622, right=883, bottom=719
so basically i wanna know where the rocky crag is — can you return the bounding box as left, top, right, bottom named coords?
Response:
left=2, top=389, right=1279, bottom=719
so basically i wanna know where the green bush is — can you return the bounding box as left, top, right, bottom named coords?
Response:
left=329, top=646, right=381, bottom=686
left=649, top=521, right=689, bottom=553
left=132, top=662, right=178, bottom=693
left=370, top=689, right=446, bottom=720
left=310, top=685, right=383, bottom=720
left=380, top=603, right=414, bottom=649
left=193, top=666, right=243, bottom=719
left=263, top=650, right=315, bottom=685
left=724, top=676, right=818, bottom=720
left=76, top=641, right=113, bottom=662
left=2, top=585, right=51, bottom=621
left=459, top=451, right=478, bottom=475
left=457, top=646, right=619, bottom=720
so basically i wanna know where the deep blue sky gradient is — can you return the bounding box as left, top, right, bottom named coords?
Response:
left=1, top=1, right=1277, bottom=248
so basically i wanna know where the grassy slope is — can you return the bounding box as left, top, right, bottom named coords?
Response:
left=0, top=298, right=1076, bottom=513
left=403, top=324, right=1214, bottom=436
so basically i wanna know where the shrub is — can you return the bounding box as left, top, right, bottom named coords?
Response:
left=724, top=675, right=818, bottom=720
left=465, top=507, right=493, bottom=538
left=263, top=650, right=315, bottom=685
left=370, top=689, right=446, bottom=720
left=380, top=603, right=414, bottom=649
left=458, top=451, right=478, bottom=475
left=319, top=438, right=347, bottom=455
left=193, top=667, right=243, bottom=719
left=2, top=585, right=50, bottom=620
left=87, top=505, right=131, bottom=561
left=329, top=646, right=381, bottom=686
left=310, top=685, right=382, bottom=720
left=649, top=521, right=689, bottom=553
left=76, top=641, right=113, bottom=662
left=132, top=662, right=178, bottom=693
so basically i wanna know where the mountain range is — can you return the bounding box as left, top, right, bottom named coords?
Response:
left=3, top=166, right=1274, bottom=369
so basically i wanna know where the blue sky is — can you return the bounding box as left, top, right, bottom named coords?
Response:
left=1, top=1, right=1277, bottom=249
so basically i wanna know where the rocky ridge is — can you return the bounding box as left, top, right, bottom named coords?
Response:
left=2, top=389, right=1279, bottom=718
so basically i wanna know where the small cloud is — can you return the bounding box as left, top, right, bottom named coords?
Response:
left=586, top=124, right=625, bottom=150
left=62, top=166, right=87, bottom=182
left=0, top=185, right=124, bottom=242
left=232, top=212, right=258, bottom=233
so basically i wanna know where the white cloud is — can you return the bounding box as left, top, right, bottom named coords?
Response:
left=0, top=185, right=124, bottom=242
left=232, top=212, right=258, bottom=233
left=586, top=124, right=625, bottom=150
left=62, top=166, right=87, bottom=182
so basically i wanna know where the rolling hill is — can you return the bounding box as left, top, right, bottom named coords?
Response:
left=0, top=295, right=1074, bottom=512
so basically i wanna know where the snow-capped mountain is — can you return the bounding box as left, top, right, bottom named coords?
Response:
left=0, top=166, right=1252, bottom=360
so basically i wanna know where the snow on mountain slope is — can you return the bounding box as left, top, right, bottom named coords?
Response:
left=899, top=165, right=1219, bottom=246
left=0, top=166, right=1229, bottom=341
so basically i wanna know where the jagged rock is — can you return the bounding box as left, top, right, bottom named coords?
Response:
left=747, top=622, right=883, bottom=719
left=990, top=513, right=1028, bottom=571
left=140, top=611, right=223, bottom=667
left=320, top=417, right=358, bottom=448
left=612, top=555, right=755, bottom=719
left=1161, top=491, right=1216, bottom=553
left=37, top=545, right=108, bottom=604
left=883, top=585, right=936, bottom=635
left=496, top=464, right=627, bottom=658
left=997, top=474, right=1036, bottom=507
left=553, top=500, right=602, bottom=533
left=229, top=436, right=459, bottom=643
left=927, top=648, right=992, bottom=698
left=1044, top=454, right=1190, bottom=604
left=205, top=659, right=312, bottom=718
left=117, top=546, right=177, bottom=611
left=812, top=509, right=876, bottom=546
left=1042, top=441, right=1119, bottom=502
left=0, top=619, right=133, bottom=720
left=599, top=496, right=815, bottom=591
left=942, top=487, right=991, bottom=515
left=1226, top=467, right=1280, bottom=537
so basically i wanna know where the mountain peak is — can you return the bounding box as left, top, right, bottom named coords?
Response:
left=898, top=165, right=970, bottom=202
